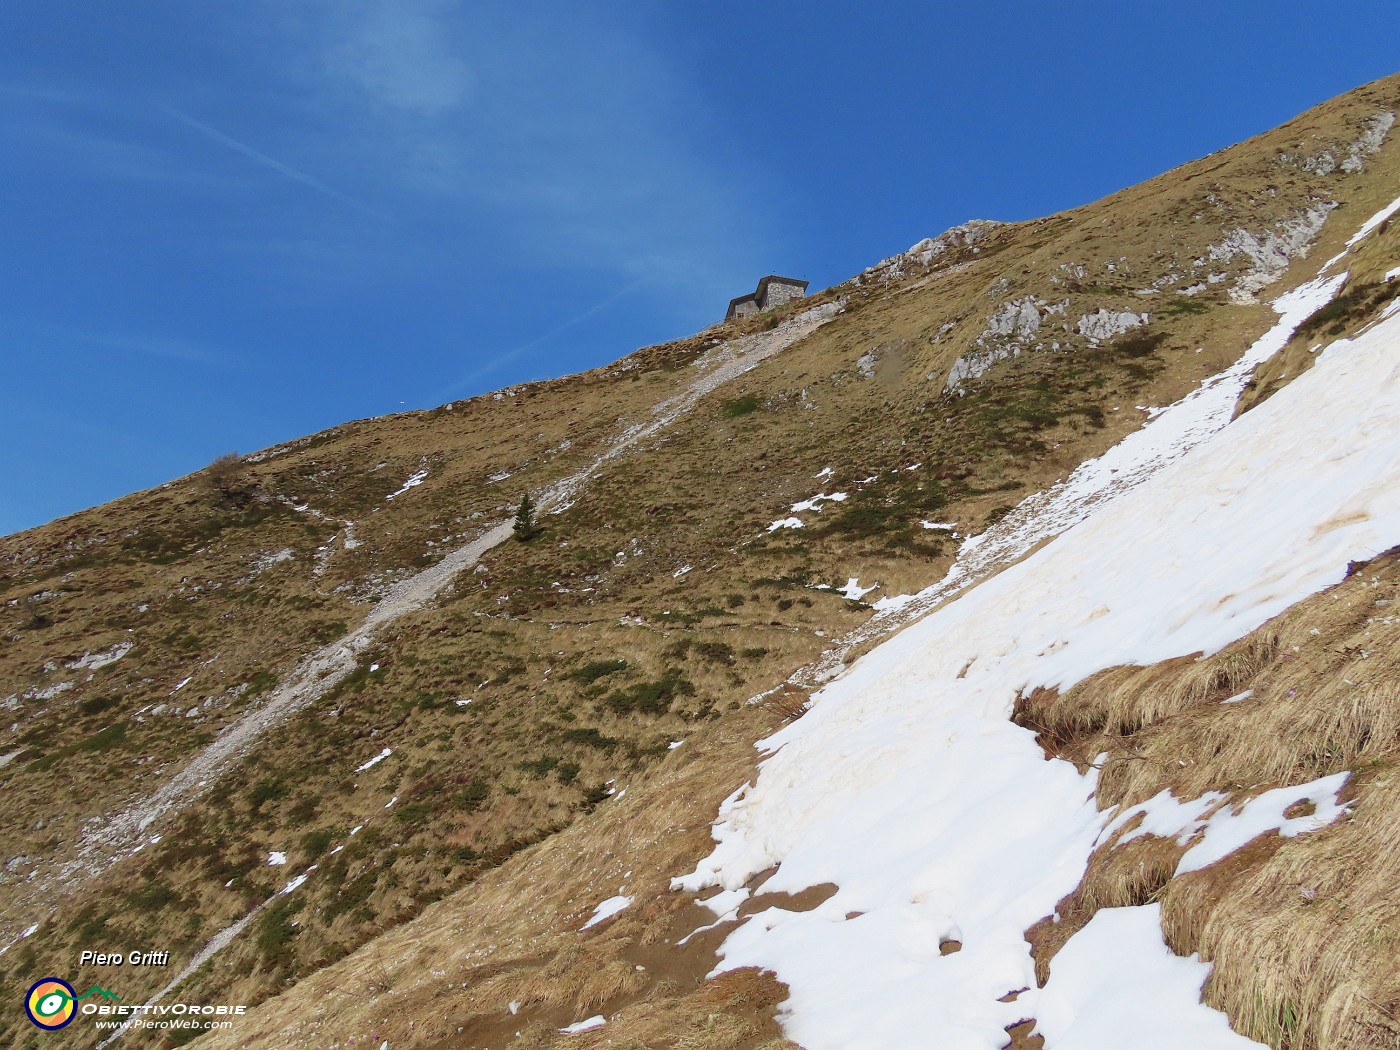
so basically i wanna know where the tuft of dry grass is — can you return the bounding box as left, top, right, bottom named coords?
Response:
left=512, top=944, right=648, bottom=1012
left=1162, top=775, right=1400, bottom=1048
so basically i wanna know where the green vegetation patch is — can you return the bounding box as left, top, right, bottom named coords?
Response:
left=24, top=723, right=128, bottom=772
left=604, top=669, right=695, bottom=716
left=564, top=658, right=629, bottom=685
left=720, top=393, right=763, bottom=418
left=558, top=726, right=620, bottom=753
left=1294, top=280, right=1396, bottom=342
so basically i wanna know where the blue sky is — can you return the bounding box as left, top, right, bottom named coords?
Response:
left=1, top=2, right=1394, bottom=536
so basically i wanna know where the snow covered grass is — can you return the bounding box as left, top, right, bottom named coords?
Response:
left=1344, top=191, right=1400, bottom=249
left=1176, top=774, right=1351, bottom=875
left=675, top=277, right=1400, bottom=1046
left=1161, top=771, right=1400, bottom=1049
left=1096, top=774, right=1352, bottom=877
left=798, top=270, right=1349, bottom=689
left=1023, top=548, right=1400, bottom=1047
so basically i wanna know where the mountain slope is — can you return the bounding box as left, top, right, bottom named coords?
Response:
left=2, top=73, right=1399, bottom=1050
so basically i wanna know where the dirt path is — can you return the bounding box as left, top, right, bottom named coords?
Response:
left=2, top=298, right=845, bottom=970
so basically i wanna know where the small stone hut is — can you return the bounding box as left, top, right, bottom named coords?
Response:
left=726, top=275, right=808, bottom=322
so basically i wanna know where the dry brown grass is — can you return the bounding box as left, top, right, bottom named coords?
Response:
left=1017, top=558, right=1400, bottom=809
left=1162, top=775, right=1400, bottom=1048
left=2, top=69, right=1397, bottom=1050
left=510, top=943, right=649, bottom=1013
left=1022, top=546, right=1400, bottom=1049
left=191, top=693, right=789, bottom=1049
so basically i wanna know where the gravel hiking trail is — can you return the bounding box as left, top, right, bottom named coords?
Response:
left=0, top=300, right=843, bottom=946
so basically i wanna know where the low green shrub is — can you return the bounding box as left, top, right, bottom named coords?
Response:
left=720, top=393, right=762, bottom=418
left=605, top=670, right=695, bottom=716
left=565, top=659, right=628, bottom=684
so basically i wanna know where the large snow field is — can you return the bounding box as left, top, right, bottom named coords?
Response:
left=676, top=206, right=1400, bottom=1048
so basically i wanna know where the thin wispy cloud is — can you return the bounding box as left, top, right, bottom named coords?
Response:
left=437, top=278, right=648, bottom=400
left=292, top=2, right=785, bottom=294
left=321, top=0, right=474, bottom=114
left=0, top=2, right=797, bottom=535
left=9, top=317, right=231, bottom=367
left=3, top=86, right=239, bottom=192
left=158, top=103, right=385, bottom=217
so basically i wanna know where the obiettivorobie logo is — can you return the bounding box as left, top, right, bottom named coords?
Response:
left=24, top=978, right=121, bottom=1030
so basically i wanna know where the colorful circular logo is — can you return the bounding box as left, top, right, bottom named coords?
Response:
left=25, top=978, right=77, bottom=1030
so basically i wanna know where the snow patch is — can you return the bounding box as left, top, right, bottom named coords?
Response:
left=1347, top=192, right=1400, bottom=249
left=871, top=592, right=916, bottom=613
left=701, top=886, right=750, bottom=918
left=355, top=748, right=392, bottom=772
left=559, top=1015, right=606, bottom=1034
left=792, top=492, right=848, bottom=514
left=857, top=271, right=1345, bottom=655
left=675, top=271, right=1400, bottom=1046
left=838, top=578, right=876, bottom=601
left=581, top=895, right=633, bottom=930
left=386, top=469, right=428, bottom=500
left=1178, top=772, right=1352, bottom=874
left=1035, top=905, right=1267, bottom=1049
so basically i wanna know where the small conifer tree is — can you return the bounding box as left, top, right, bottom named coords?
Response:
left=513, top=492, right=537, bottom=541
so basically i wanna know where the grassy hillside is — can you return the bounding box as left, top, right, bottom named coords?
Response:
left=1, top=71, right=1398, bottom=1050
